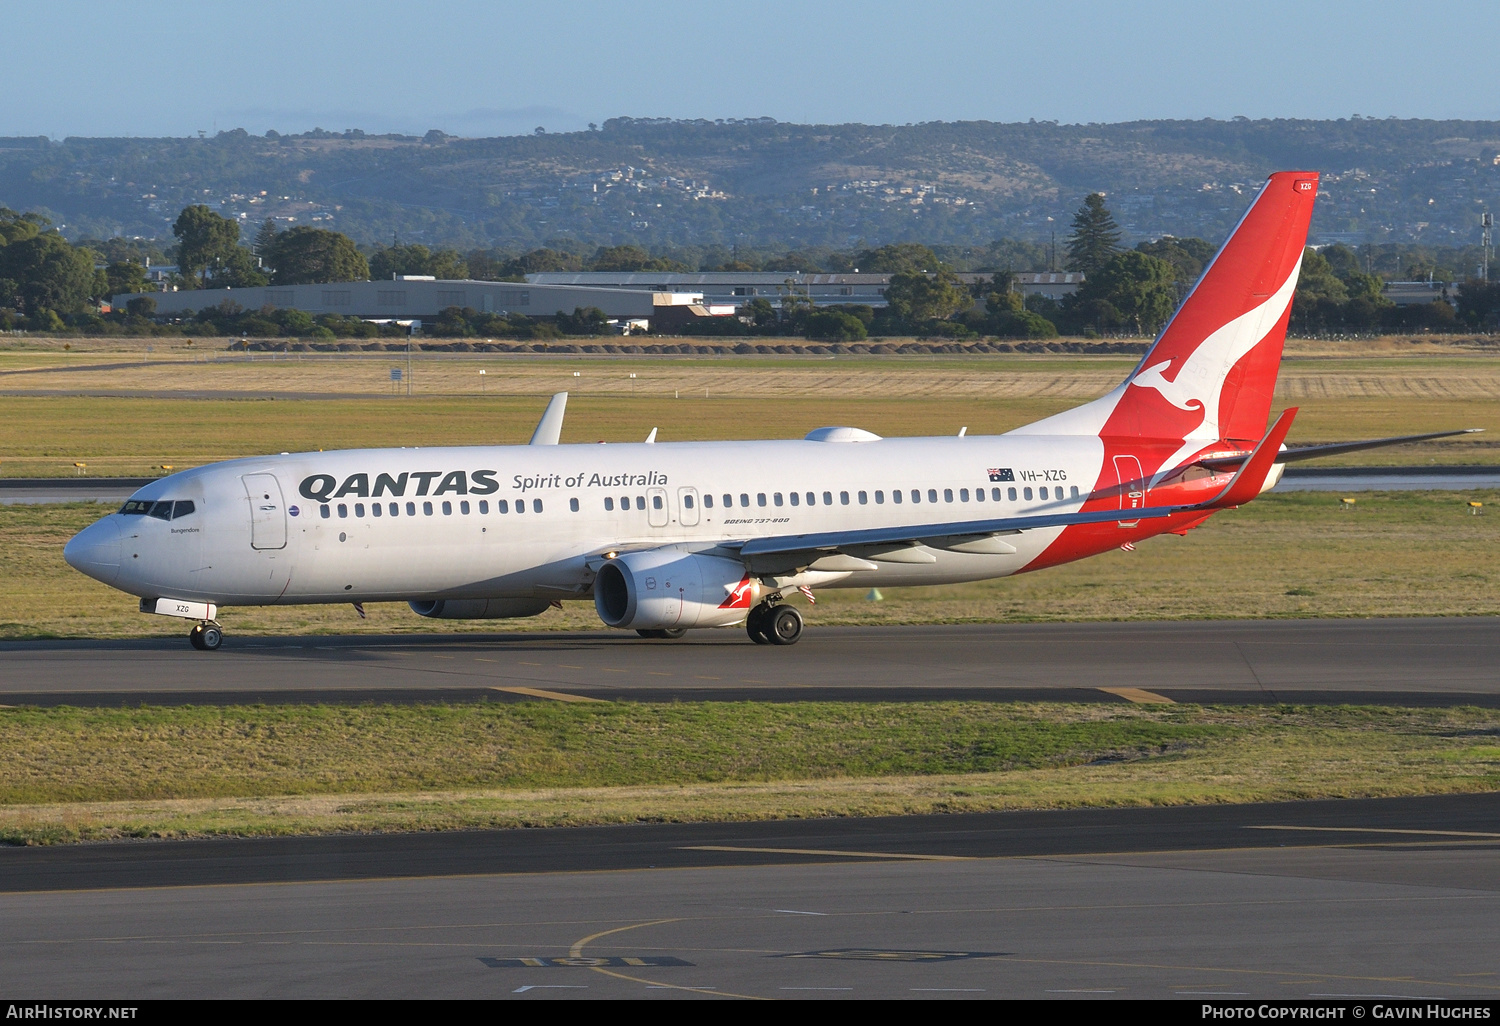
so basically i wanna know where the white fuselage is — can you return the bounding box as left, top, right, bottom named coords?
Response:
left=75, top=433, right=1107, bottom=607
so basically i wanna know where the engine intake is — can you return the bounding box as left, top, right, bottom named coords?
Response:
left=594, top=548, right=758, bottom=631
left=408, top=598, right=552, bottom=619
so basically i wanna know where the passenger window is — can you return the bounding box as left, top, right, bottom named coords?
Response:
left=857, top=491, right=867, bottom=505
left=516, top=501, right=525, bottom=514
left=773, top=493, right=783, bottom=507
left=636, top=496, right=645, bottom=510
left=320, top=504, right=330, bottom=518
left=173, top=500, right=195, bottom=518
left=1007, top=487, right=1017, bottom=501
left=823, top=491, right=833, bottom=506
left=788, top=492, right=797, bottom=506
left=605, top=497, right=614, bottom=511
left=390, top=502, right=399, bottom=516
left=875, top=490, right=884, bottom=504
left=928, top=489, right=938, bottom=503
left=569, top=498, right=579, bottom=512
left=960, top=489, right=970, bottom=502
left=478, top=500, right=488, bottom=514
left=338, top=504, right=348, bottom=518
left=460, top=501, right=470, bottom=514
left=498, top=500, right=509, bottom=513
left=975, top=488, right=985, bottom=502
left=740, top=494, right=749, bottom=507
left=620, top=495, right=629, bottom=509
left=149, top=501, right=173, bottom=520
left=893, top=490, right=902, bottom=504
left=653, top=495, right=664, bottom=510
left=354, top=503, right=365, bottom=517
left=532, top=499, right=542, bottom=513
left=703, top=494, right=713, bottom=508
left=440, top=501, right=451, bottom=515
left=757, top=493, right=767, bottom=507
left=423, top=501, right=434, bottom=515
left=807, top=492, right=816, bottom=506
left=372, top=503, right=382, bottom=518
left=1024, top=487, right=1033, bottom=501
left=943, top=489, right=953, bottom=503
left=1039, top=487, right=1048, bottom=500
left=1071, top=486, right=1080, bottom=499
left=406, top=501, right=416, bottom=516
left=911, top=490, right=921, bottom=504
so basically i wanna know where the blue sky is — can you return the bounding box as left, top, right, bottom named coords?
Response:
left=9, top=0, right=1500, bottom=137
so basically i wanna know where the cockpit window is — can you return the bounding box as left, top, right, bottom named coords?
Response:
left=121, top=499, right=195, bottom=520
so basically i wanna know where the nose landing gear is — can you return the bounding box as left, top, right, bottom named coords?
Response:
left=746, top=601, right=802, bottom=646
left=189, top=621, right=223, bottom=651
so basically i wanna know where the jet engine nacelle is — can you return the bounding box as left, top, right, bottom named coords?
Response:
left=409, top=598, right=552, bottom=619
left=594, top=548, right=758, bottom=631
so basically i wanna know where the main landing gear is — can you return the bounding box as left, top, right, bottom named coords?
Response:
left=189, top=621, right=223, bottom=651
left=637, top=628, right=687, bottom=640
left=746, top=601, right=802, bottom=646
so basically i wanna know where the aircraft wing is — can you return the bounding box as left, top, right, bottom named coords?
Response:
left=735, top=409, right=1298, bottom=573
left=1196, top=428, right=1481, bottom=472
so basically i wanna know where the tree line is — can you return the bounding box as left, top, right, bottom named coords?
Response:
left=5, top=197, right=1500, bottom=338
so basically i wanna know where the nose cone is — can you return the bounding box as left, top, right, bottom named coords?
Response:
left=64, top=517, right=122, bottom=586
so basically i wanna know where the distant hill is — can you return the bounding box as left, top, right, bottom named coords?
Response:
left=4, top=118, right=1500, bottom=254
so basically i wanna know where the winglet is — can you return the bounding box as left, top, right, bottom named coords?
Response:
left=644, top=427, right=658, bottom=444
left=529, top=392, right=568, bottom=445
left=1205, top=407, right=1299, bottom=508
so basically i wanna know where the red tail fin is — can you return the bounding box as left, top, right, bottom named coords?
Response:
left=1013, top=171, right=1317, bottom=470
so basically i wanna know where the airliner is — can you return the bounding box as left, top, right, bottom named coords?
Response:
left=64, top=172, right=1475, bottom=650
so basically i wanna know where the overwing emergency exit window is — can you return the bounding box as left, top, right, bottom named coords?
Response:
left=653, top=495, right=664, bottom=510
left=683, top=494, right=695, bottom=509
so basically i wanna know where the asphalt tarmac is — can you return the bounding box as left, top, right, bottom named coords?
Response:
left=3, top=794, right=1496, bottom=999
left=3, top=618, right=1497, bottom=707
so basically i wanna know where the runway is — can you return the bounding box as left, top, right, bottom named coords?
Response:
left=2, top=794, right=1496, bottom=998
left=4, top=617, right=1498, bottom=707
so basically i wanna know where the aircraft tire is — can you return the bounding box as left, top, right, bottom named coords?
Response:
left=746, top=605, right=773, bottom=645
left=659, top=628, right=687, bottom=639
left=637, top=628, right=666, bottom=639
left=189, top=625, right=206, bottom=650
left=199, top=623, right=223, bottom=650
left=768, top=605, right=803, bottom=646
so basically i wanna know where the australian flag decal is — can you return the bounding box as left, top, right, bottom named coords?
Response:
left=988, top=468, right=1014, bottom=482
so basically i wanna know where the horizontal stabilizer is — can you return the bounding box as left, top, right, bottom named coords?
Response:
left=1196, top=428, right=1482, bottom=471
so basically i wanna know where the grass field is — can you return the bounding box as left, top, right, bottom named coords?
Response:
left=2, top=489, right=1496, bottom=640
left=1, top=701, right=1495, bottom=845
left=0, top=371, right=1495, bottom=478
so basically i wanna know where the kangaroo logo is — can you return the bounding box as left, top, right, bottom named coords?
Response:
left=1129, top=254, right=1303, bottom=450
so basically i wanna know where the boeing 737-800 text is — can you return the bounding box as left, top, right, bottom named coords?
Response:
left=63, top=172, right=1475, bottom=649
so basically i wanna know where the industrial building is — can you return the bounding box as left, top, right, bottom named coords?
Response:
left=112, top=276, right=718, bottom=331
left=526, top=270, right=1085, bottom=309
